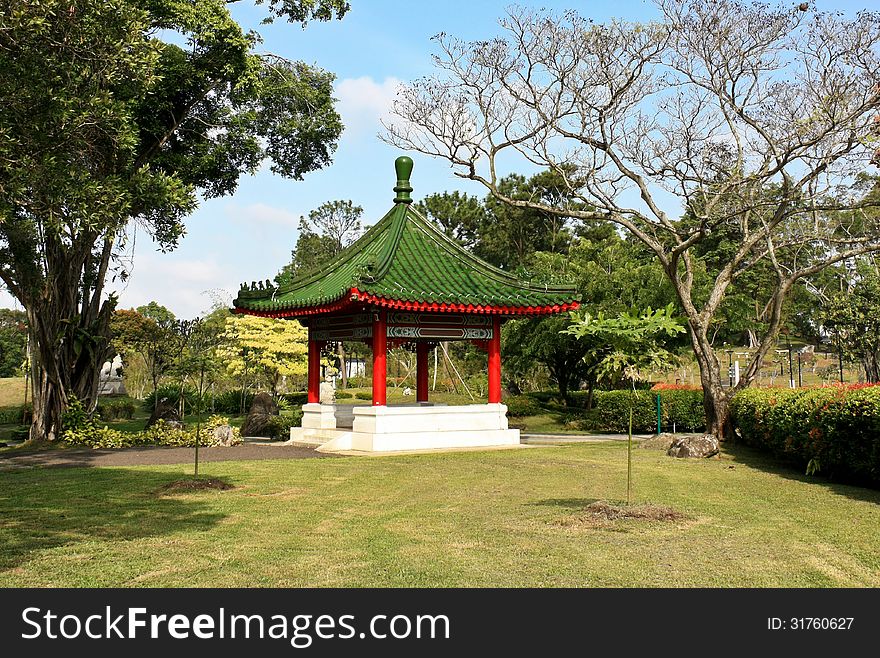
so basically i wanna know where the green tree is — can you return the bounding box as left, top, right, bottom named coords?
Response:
left=387, top=0, right=880, bottom=437
left=415, top=191, right=484, bottom=249
left=565, top=305, right=685, bottom=502
left=0, top=0, right=347, bottom=442
left=221, top=314, right=308, bottom=399
left=0, top=309, right=27, bottom=378
left=478, top=170, right=577, bottom=271
left=110, top=305, right=178, bottom=410
left=276, top=200, right=363, bottom=284
left=822, top=265, right=880, bottom=383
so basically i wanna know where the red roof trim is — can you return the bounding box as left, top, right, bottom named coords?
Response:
left=352, top=288, right=578, bottom=316
left=234, top=287, right=579, bottom=319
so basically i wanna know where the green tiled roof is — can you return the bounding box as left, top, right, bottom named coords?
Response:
left=233, top=159, right=580, bottom=316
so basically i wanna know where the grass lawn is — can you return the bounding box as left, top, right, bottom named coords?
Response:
left=1, top=442, right=877, bottom=587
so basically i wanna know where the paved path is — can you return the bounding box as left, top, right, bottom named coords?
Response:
left=0, top=444, right=335, bottom=470
left=520, top=433, right=652, bottom=444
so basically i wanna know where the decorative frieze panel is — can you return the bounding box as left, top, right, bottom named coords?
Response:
left=311, top=326, right=373, bottom=341
left=312, top=313, right=372, bottom=328
left=387, top=326, right=492, bottom=340
left=388, top=312, right=491, bottom=327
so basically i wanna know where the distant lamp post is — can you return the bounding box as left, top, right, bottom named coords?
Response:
left=797, top=351, right=803, bottom=388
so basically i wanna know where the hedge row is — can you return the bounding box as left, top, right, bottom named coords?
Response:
left=586, top=389, right=705, bottom=433
left=730, top=386, right=880, bottom=485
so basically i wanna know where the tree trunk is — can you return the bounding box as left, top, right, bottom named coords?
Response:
left=337, top=342, right=348, bottom=388
left=25, top=286, right=114, bottom=442
left=685, top=320, right=734, bottom=440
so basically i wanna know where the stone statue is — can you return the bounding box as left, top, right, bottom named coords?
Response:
left=319, top=369, right=337, bottom=405
left=98, top=354, right=127, bottom=396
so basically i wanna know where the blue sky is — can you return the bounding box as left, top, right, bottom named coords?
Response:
left=1, top=1, right=872, bottom=317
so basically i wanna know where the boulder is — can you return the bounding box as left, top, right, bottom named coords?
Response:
left=638, top=432, right=678, bottom=450
left=667, top=434, right=720, bottom=458
left=212, top=424, right=237, bottom=447
left=240, top=392, right=279, bottom=437
left=146, top=398, right=181, bottom=429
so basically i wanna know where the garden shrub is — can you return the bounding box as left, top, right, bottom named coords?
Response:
left=281, top=392, right=308, bottom=406
left=504, top=395, right=543, bottom=417
left=61, top=397, right=132, bottom=448
left=335, top=391, right=353, bottom=399
left=143, top=385, right=206, bottom=413
left=62, top=402, right=242, bottom=449
left=213, top=390, right=253, bottom=415
left=267, top=410, right=303, bottom=440
left=730, top=385, right=880, bottom=486
left=587, top=389, right=705, bottom=433
left=96, top=398, right=137, bottom=420
left=0, top=406, right=27, bottom=424
left=355, top=392, right=373, bottom=400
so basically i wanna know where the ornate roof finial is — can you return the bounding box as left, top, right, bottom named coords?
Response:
left=393, top=155, right=413, bottom=204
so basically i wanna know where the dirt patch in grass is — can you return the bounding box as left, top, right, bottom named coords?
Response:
left=558, top=500, right=687, bottom=529
left=156, top=478, right=234, bottom=494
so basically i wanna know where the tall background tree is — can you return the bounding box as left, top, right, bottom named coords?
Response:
left=0, top=308, right=27, bottom=378
left=0, top=0, right=348, bottom=441
left=276, top=200, right=364, bottom=284
left=385, top=0, right=880, bottom=438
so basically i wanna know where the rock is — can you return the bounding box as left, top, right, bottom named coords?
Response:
left=667, top=434, right=720, bottom=458
left=145, top=398, right=181, bottom=429
left=639, top=432, right=678, bottom=450
left=240, top=392, right=278, bottom=437
left=212, top=424, right=237, bottom=447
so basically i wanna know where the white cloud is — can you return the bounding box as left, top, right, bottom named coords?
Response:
left=336, top=76, right=402, bottom=140
left=224, top=202, right=298, bottom=227
left=109, top=253, right=233, bottom=318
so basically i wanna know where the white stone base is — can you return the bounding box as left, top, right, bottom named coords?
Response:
left=293, top=403, right=520, bottom=453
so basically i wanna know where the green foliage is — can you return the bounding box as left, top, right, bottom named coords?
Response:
left=276, top=200, right=363, bottom=285
left=503, top=396, right=544, bottom=418
left=821, top=266, right=880, bottom=382
left=355, top=392, right=373, bottom=400
left=584, top=390, right=705, bottom=433
left=143, top=385, right=204, bottom=413
left=503, top=315, right=594, bottom=401
left=0, top=0, right=346, bottom=441
left=267, top=411, right=304, bottom=440
left=0, top=309, right=27, bottom=378
left=62, top=413, right=241, bottom=449
left=414, top=191, right=485, bottom=249
left=213, top=389, right=253, bottom=415
left=281, top=392, right=308, bottom=406
left=730, top=386, right=880, bottom=486
left=0, top=406, right=26, bottom=425
left=565, top=304, right=686, bottom=383
left=96, top=398, right=137, bottom=421
left=221, top=315, right=308, bottom=393
left=61, top=398, right=130, bottom=448
left=334, top=391, right=353, bottom=400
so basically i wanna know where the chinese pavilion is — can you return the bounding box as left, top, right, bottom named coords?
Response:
left=233, top=156, right=580, bottom=452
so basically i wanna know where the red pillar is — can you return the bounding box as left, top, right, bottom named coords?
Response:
left=416, top=342, right=429, bottom=402
left=307, top=336, right=321, bottom=404
left=372, top=310, right=387, bottom=406
left=488, top=316, right=502, bottom=403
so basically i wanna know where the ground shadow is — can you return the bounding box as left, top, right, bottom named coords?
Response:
left=0, top=467, right=229, bottom=572
left=722, top=442, right=880, bottom=505
left=529, top=498, right=603, bottom=509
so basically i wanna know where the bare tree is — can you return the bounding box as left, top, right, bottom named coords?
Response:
left=383, top=0, right=880, bottom=438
